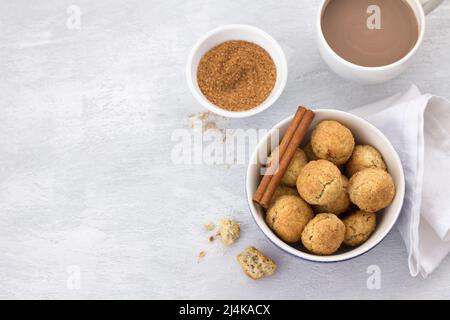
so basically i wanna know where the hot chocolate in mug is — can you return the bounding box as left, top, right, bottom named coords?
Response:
left=317, top=0, right=444, bottom=84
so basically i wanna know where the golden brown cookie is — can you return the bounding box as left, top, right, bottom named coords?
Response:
left=237, top=246, right=277, bottom=280
left=270, top=185, right=299, bottom=206
left=348, top=168, right=395, bottom=212
left=342, top=210, right=376, bottom=246
left=266, top=195, right=314, bottom=243
left=296, top=160, right=343, bottom=205
left=311, top=120, right=355, bottom=165
left=346, top=145, right=387, bottom=177
left=301, top=213, right=345, bottom=255
left=313, top=175, right=350, bottom=216
left=268, top=147, right=308, bottom=187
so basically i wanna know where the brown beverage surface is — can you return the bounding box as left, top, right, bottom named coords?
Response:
left=321, top=0, right=419, bottom=67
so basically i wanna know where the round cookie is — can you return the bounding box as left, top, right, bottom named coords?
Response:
left=303, top=143, right=319, bottom=161
left=313, top=175, right=350, bottom=216
left=301, top=213, right=345, bottom=255
left=268, top=148, right=308, bottom=187
left=270, top=185, right=299, bottom=206
left=296, top=159, right=343, bottom=206
left=346, top=145, right=387, bottom=177
left=311, top=120, right=355, bottom=165
left=342, top=210, right=376, bottom=246
left=266, top=195, right=314, bottom=243
left=348, top=168, right=395, bottom=212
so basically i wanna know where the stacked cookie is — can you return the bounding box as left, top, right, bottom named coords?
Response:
left=265, top=120, right=396, bottom=255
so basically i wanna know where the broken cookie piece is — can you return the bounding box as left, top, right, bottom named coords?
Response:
left=237, top=246, right=277, bottom=280
left=219, top=218, right=240, bottom=246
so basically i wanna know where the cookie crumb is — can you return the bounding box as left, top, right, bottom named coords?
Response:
left=208, top=236, right=215, bottom=242
left=189, top=112, right=226, bottom=136
left=197, top=250, right=206, bottom=263
left=203, top=222, right=215, bottom=232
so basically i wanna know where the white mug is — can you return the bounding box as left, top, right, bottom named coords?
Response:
left=317, top=0, right=444, bottom=84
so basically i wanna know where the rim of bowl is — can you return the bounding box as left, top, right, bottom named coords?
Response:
left=186, top=24, right=288, bottom=118
left=246, top=109, right=406, bottom=262
left=316, top=0, right=426, bottom=72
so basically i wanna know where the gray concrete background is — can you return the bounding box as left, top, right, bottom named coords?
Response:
left=0, top=0, right=449, bottom=299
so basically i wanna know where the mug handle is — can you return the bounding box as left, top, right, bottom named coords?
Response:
left=419, top=0, right=444, bottom=15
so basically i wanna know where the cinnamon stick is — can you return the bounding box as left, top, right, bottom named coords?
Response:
left=259, top=109, right=315, bottom=208
left=253, top=107, right=306, bottom=203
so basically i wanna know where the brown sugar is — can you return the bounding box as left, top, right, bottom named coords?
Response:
left=197, top=40, right=276, bottom=112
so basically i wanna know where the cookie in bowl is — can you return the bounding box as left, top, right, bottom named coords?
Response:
left=348, top=168, right=395, bottom=213
left=270, top=185, right=299, bottom=206
left=301, top=213, right=345, bottom=255
left=342, top=210, right=377, bottom=247
left=266, top=195, right=313, bottom=243
left=313, top=175, right=350, bottom=216
left=311, top=120, right=355, bottom=165
left=346, top=144, right=387, bottom=177
left=268, top=147, right=307, bottom=187
left=296, top=159, right=342, bottom=206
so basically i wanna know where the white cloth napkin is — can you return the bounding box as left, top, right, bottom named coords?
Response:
left=351, top=85, right=450, bottom=277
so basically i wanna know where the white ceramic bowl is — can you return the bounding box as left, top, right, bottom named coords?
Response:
left=246, top=109, right=405, bottom=262
left=186, top=24, right=288, bottom=118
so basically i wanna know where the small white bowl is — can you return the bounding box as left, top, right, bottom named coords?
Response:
left=246, top=109, right=405, bottom=262
left=186, top=24, right=288, bottom=118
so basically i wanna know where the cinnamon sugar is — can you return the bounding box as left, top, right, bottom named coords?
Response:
left=197, top=40, right=276, bottom=112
